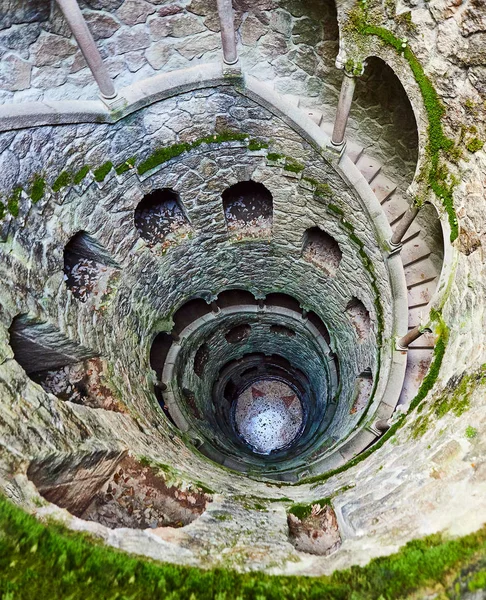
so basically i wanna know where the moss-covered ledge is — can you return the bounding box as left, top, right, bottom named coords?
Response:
left=1, top=494, right=486, bottom=598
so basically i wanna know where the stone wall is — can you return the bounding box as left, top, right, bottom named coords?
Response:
left=0, top=0, right=418, bottom=194
left=0, top=84, right=394, bottom=487
left=1, top=0, right=485, bottom=583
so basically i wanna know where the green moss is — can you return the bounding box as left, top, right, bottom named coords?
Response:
left=139, top=141, right=190, bottom=175
left=395, top=11, right=417, bottom=32
left=288, top=497, right=332, bottom=520
left=52, top=171, right=72, bottom=193
left=73, top=165, right=91, bottom=185
left=0, top=201, right=5, bottom=220
left=115, top=156, right=137, bottom=175
left=93, top=161, right=113, bottom=182
left=468, top=569, right=486, bottom=591
left=344, top=58, right=363, bottom=76
left=30, top=174, right=45, bottom=203
left=194, top=481, right=215, bottom=495
left=2, top=494, right=486, bottom=598
left=465, top=426, right=478, bottom=439
left=327, top=203, right=344, bottom=216
left=267, top=152, right=284, bottom=162
left=466, top=138, right=484, bottom=153
left=247, top=139, right=269, bottom=151
left=349, top=12, right=459, bottom=242
left=283, top=158, right=305, bottom=173
left=7, top=187, right=22, bottom=217
left=314, top=182, right=332, bottom=198
left=138, top=132, right=247, bottom=176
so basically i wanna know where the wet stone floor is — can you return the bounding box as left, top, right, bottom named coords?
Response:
left=234, top=379, right=303, bottom=454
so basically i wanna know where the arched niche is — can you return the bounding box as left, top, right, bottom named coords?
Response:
left=134, top=188, right=190, bottom=248
left=63, top=231, right=120, bottom=304
left=302, top=227, right=342, bottom=276
left=222, top=180, right=273, bottom=239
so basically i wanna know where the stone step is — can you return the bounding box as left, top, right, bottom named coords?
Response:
left=400, top=235, right=432, bottom=266
left=408, top=305, right=429, bottom=328
left=346, top=140, right=364, bottom=163
left=371, top=173, right=397, bottom=203
left=319, top=121, right=333, bottom=136
left=397, top=348, right=434, bottom=408
left=407, top=279, right=437, bottom=308
left=285, top=94, right=301, bottom=107
left=355, top=154, right=382, bottom=183
left=395, top=219, right=421, bottom=241
left=404, top=257, right=438, bottom=288
left=381, top=193, right=410, bottom=226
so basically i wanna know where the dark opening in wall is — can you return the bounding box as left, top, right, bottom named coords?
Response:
left=224, top=379, right=238, bottom=402
left=182, top=388, right=201, bottom=419
left=150, top=332, right=173, bottom=380
left=265, top=293, right=301, bottom=313
left=346, top=297, right=371, bottom=341
left=270, top=324, right=296, bottom=337
left=352, top=56, right=419, bottom=185
left=134, top=188, right=190, bottom=249
left=350, top=370, right=373, bottom=414
left=225, top=324, right=251, bottom=344
left=9, top=316, right=124, bottom=411
left=172, top=298, right=211, bottom=336
left=194, top=343, right=210, bottom=377
left=222, top=180, right=273, bottom=238
left=302, top=227, right=342, bottom=276
left=31, top=358, right=127, bottom=413
left=217, top=289, right=256, bottom=308
left=9, top=314, right=97, bottom=374
left=28, top=453, right=211, bottom=530
left=307, top=311, right=331, bottom=345
left=288, top=502, right=341, bottom=556
left=63, top=231, right=120, bottom=304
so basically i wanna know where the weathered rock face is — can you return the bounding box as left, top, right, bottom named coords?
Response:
left=0, top=0, right=484, bottom=582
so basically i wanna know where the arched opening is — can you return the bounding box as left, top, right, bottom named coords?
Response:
left=194, top=343, right=210, bottom=377
left=225, top=324, right=252, bottom=344
left=351, top=56, right=419, bottom=186
left=265, top=293, right=302, bottom=313
left=172, top=298, right=211, bottom=336
left=28, top=453, right=211, bottom=530
left=346, top=297, right=371, bottom=341
left=222, top=180, right=273, bottom=238
left=134, top=188, right=190, bottom=248
left=63, top=231, right=120, bottom=304
left=217, top=289, right=257, bottom=308
left=302, top=227, right=342, bottom=276
left=9, top=315, right=123, bottom=411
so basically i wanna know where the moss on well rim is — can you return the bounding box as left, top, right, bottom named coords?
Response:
left=1, top=494, right=486, bottom=598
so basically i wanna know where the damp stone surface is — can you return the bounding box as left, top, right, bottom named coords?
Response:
left=0, top=0, right=485, bottom=596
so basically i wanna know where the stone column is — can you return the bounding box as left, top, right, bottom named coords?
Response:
left=391, top=204, right=420, bottom=247
left=397, top=326, right=430, bottom=350
left=55, top=0, right=116, bottom=100
left=330, top=70, right=357, bottom=150
left=216, top=0, right=238, bottom=65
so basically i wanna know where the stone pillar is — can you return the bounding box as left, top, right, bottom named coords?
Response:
left=330, top=70, right=357, bottom=150
left=55, top=0, right=116, bottom=100
left=397, top=326, right=430, bottom=350
left=391, top=205, right=420, bottom=247
left=216, top=0, right=238, bottom=65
